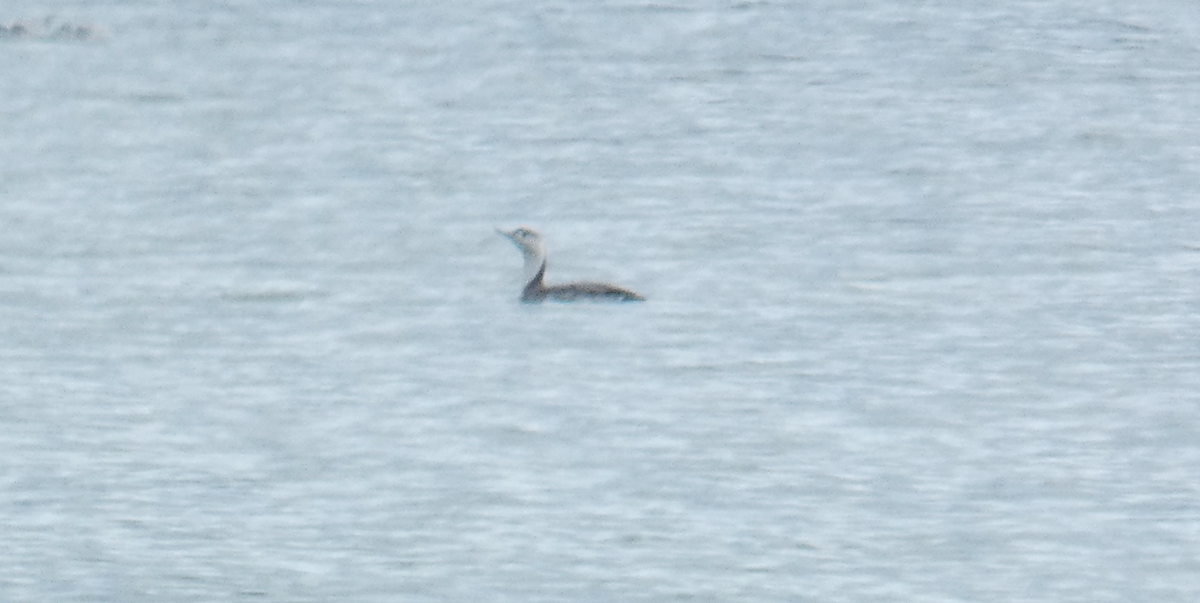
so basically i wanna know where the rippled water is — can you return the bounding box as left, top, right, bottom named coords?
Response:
left=3, top=1, right=1200, bottom=601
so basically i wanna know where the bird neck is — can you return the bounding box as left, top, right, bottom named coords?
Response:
left=522, top=250, right=546, bottom=285
left=524, top=258, right=547, bottom=287
left=521, top=261, right=548, bottom=301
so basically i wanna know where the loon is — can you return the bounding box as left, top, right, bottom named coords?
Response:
left=497, top=227, right=645, bottom=303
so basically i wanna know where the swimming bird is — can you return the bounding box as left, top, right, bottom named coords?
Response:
left=497, top=227, right=645, bottom=303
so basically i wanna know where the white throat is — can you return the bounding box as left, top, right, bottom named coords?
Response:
left=521, top=249, right=546, bottom=284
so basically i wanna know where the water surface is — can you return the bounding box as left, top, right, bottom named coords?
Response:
left=2, top=1, right=1199, bottom=601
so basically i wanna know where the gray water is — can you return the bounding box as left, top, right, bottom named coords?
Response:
left=3, top=1, right=1200, bottom=601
